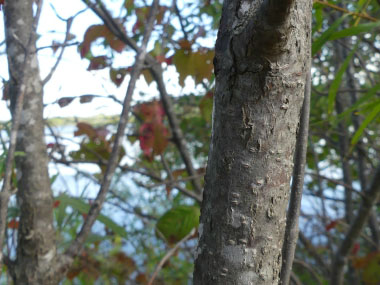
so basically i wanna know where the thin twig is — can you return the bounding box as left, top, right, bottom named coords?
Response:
left=314, top=0, right=378, bottom=22
left=298, top=231, right=330, bottom=275
left=42, top=17, right=73, bottom=85
left=280, top=68, right=311, bottom=285
left=293, top=259, right=323, bottom=285
left=59, top=0, right=160, bottom=269
left=148, top=228, right=196, bottom=285
left=82, top=0, right=204, bottom=195
left=331, top=164, right=380, bottom=284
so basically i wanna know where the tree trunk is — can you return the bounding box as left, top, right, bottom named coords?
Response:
left=193, top=1, right=312, bottom=284
left=4, top=1, right=58, bottom=283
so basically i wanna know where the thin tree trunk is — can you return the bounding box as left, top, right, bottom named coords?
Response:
left=193, top=0, right=312, bottom=284
left=346, top=60, right=380, bottom=246
left=4, top=1, right=58, bottom=283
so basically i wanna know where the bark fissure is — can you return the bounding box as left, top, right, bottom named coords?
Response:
left=194, top=1, right=312, bottom=284
left=4, top=0, right=58, bottom=283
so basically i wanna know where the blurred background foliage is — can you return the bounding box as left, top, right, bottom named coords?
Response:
left=1, top=0, right=380, bottom=284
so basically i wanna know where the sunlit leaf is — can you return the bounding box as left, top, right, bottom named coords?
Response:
left=351, top=101, right=380, bottom=148
left=335, top=83, right=380, bottom=121
left=156, top=205, right=199, bottom=245
left=327, top=43, right=358, bottom=115
left=329, top=21, right=380, bottom=41
left=141, top=69, right=154, bottom=85
left=312, top=15, right=347, bottom=56
left=173, top=49, right=214, bottom=87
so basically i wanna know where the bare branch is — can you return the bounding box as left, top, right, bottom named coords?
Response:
left=298, top=231, right=330, bottom=275
left=280, top=68, right=311, bottom=285
left=293, top=259, right=324, bottom=285
left=331, top=164, right=380, bottom=284
left=56, top=0, right=160, bottom=273
left=42, top=17, right=73, bottom=85
left=148, top=228, right=196, bottom=285
left=82, top=0, right=204, bottom=195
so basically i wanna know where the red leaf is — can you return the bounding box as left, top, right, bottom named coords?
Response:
left=325, top=220, right=338, bottom=231
left=58, top=97, right=75, bottom=108
left=351, top=243, right=360, bottom=255
left=132, top=21, right=141, bottom=34
left=53, top=200, right=61, bottom=208
left=135, top=100, right=165, bottom=122
left=46, top=143, right=55, bottom=149
left=165, top=56, right=173, bottom=65
left=138, top=122, right=169, bottom=158
left=8, top=219, right=19, bottom=229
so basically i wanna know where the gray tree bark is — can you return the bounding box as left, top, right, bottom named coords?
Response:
left=193, top=0, right=312, bottom=284
left=4, top=0, right=59, bottom=283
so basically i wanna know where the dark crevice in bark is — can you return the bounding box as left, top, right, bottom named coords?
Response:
left=194, top=1, right=312, bottom=284
left=4, top=0, right=58, bottom=283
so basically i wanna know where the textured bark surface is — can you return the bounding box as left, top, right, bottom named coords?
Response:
left=4, top=1, right=58, bottom=283
left=194, top=0, right=312, bottom=284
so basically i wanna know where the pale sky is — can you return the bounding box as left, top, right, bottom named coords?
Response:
left=0, top=0, right=209, bottom=122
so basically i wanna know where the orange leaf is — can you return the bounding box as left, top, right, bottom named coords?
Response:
left=80, top=25, right=125, bottom=58
left=74, top=122, right=97, bottom=139
left=53, top=200, right=61, bottom=208
left=325, top=220, right=338, bottom=231
left=178, top=39, right=192, bottom=50
left=8, top=219, right=19, bottom=229
left=135, top=273, right=148, bottom=284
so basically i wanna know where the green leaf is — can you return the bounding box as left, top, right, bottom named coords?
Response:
left=312, top=15, right=347, bottom=56
left=199, top=92, right=213, bottom=122
left=312, top=3, right=323, bottom=34
left=50, top=173, right=59, bottom=185
left=335, top=83, right=380, bottom=121
left=156, top=205, right=199, bottom=245
left=351, top=100, right=380, bottom=147
left=327, top=43, right=358, bottom=115
left=329, top=21, right=380, bottom=41
left=57, top=194, right=127, bottom=238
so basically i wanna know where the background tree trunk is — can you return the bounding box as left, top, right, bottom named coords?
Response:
left=4, top=0, right=58, bottom=283
left=193, top=0, right=312, bottom=284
